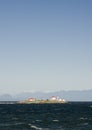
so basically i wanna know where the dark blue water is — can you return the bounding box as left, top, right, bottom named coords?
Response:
left=0, top=102, right=92, bottom=130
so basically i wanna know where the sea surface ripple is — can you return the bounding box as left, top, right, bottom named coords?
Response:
left=0, top=102, right=92, bottom=130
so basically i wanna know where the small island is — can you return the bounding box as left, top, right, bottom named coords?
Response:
left=18, top=96, right=67, bottom=104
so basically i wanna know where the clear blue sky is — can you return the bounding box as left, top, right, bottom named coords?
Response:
left=0, top=0, right=92, bottom=94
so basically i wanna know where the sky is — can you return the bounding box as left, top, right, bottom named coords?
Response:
left=0, top=0, right=92, bottom=94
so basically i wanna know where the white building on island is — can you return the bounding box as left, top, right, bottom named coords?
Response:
left=50, top=96, right=66, bottom=102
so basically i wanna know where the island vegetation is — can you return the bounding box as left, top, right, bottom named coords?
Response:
left=18, top=96, right=67, bottom=104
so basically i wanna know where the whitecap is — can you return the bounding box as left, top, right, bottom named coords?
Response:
left=28, top=124, right=42, bottom=130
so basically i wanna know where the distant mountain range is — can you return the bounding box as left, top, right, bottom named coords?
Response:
left=0, top=90, right=92, bottom=101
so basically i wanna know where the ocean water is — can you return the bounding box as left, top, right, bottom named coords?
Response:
left=0, top=102, right=92, bottom=130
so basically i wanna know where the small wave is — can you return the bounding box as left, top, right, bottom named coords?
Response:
left=80, top=117, right=88, bottom=120
left=36, top=120, right=42, bottom=122
left=0, top=122, right=24, bottom=127
left=0, top=123, right=11, bottom=127
left=52, top=119, right=59, bottom=122
left=12, top=117, right=19, bottom=120
left=28, top=124, right=42, bottom=130
left=83, top=123, right=88, bottom=125
left=15, top=122, right=24, bottom=125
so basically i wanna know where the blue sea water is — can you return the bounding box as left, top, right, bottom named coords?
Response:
left=0, top=102, right=92, bottom=130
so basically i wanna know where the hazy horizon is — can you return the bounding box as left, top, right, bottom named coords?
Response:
left=0, top=89, right=92, bottom=96
left=0, top=0, right=92, bottom=95
left=0, top=89, right=92, bottom=101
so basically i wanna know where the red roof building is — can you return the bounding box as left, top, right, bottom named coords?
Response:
left=28, top=98, right=36, bottom=102
left=50, top=96, right=57, bottom=100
